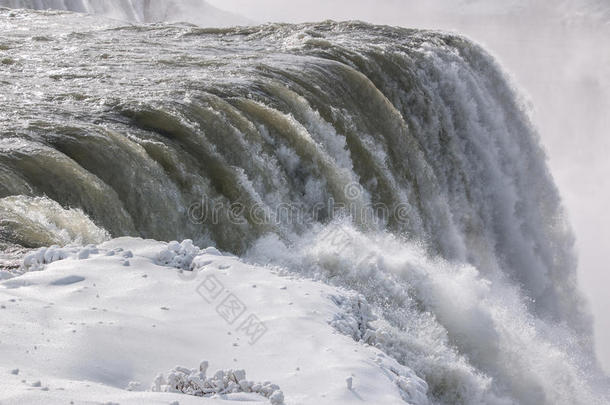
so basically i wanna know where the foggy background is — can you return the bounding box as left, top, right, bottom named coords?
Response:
left=206, top=0, right=610, bottom=371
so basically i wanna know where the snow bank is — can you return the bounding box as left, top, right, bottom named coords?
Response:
left=0, top=237, right=427, bottom=404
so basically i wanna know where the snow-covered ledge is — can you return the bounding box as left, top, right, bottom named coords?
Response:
left=0, top=237, right=427, bottom=404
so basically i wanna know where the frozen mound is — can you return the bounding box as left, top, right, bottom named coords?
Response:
left=21, top=245, right=87, bottom=272
left=152, top=361, right=285, bottom=404
left=20, top=244, right=135, bottom=273
left=155, top=239, right=202, bottom=270
left=18, top=237, right=211, bottom=275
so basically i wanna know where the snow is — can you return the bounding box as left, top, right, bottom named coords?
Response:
left=0, top=237, right=427, bottom=404
left=49, top=275, right=86, bottom=286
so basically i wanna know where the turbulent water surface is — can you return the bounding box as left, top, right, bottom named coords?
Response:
left=0, top=0, right=250, bottom=25
left=0, top=3, right=608, bottom=404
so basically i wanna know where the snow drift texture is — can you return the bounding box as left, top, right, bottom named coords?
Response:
left=0, top=3, right=607, bottom=404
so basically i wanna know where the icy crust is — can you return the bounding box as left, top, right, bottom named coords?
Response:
left=376, top=352, right=430, bottom=405
left=330, top=294, right=377, bottom=344
left=329, top=293, right=429, bottom=404
left=19, top=238, right=204, bottom=274
left=20, top=244, right=134, bottom=273
left=22, top=245, right=95, bottom=272
left=152, top=361, right=285, bottom=404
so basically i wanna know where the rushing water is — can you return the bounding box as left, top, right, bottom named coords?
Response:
left=0, top=3, right=608, bottom=404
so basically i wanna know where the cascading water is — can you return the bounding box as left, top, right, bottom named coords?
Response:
left=0, top=4, right=607, bottom=404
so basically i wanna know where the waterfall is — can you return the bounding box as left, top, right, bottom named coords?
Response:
left=0, top=9, right=606, bottom=404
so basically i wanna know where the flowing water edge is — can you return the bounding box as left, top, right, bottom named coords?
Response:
left=0, top=2, right=608, bottom=404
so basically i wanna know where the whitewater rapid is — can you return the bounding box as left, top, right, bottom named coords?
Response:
left=0, top=4, right=607, bottom=404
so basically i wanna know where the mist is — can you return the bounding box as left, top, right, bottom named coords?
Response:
left=207, top=0, right=610, bottom=371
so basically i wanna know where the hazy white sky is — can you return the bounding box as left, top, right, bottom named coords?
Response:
left=209, top=0, right=610, bottom=371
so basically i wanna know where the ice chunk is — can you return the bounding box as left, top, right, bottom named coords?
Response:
left=153, top=361, right=283, bottom=402
left=202, top=247, right=222, bottom=256
left=155, top=240, right=201, bottom=270
left=126, top=381, right=140, bottom=391
left=269, top=390, right=285, bottom=405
